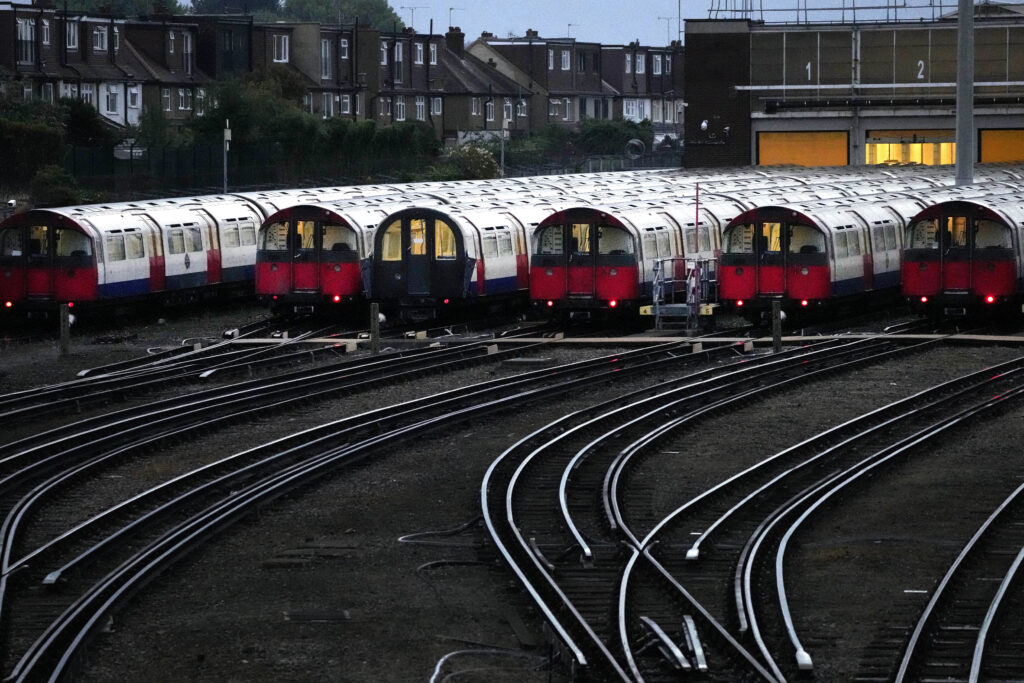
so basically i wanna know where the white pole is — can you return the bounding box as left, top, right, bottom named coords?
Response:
left=223, top=118, right=231, bottom=193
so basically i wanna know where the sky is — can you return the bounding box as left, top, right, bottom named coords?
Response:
left=383, top=0, right=986, bottom=47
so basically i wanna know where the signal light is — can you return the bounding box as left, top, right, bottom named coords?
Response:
left=736, top=300, right=744, bottom=307
left=272, top=295, right=278, bottom=300
left=985, top=295, right=996, bottom=304
left=546, top=300, right=554, bottom=307
left=67, top=301, right=74, bottom=308
left=332, top=295, right=341, bottom=303
left=609, top=300, right=618, bottom=308
left=443, top=298, right=450, bottom=304
left=920, top=296, right=928, bottom=304
left=800, top=300, right=809, bottom=307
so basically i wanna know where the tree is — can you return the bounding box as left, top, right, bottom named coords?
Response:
left=281, top=0, right=403, bottom=29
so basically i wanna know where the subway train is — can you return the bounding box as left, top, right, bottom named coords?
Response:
left=719, top=179, right=1023, bottom=320
left=902, top=193, right=1024, bottom=318
left=0, top=169, right=696, bottom=317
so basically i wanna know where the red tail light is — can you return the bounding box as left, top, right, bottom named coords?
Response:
left=546, top=300, right=554, bottom=307
left=985, top=295, right=996, bottom=304
left=443, top=298, right=450, bottom=305
left=609, top=300, right=618, bottom=308
left=3, top=301, right=11, bottom=308
left=67, top=301, right=74, bottom=308
left=332, top=295, right=341, bottom=303
left=920, top=296, right=928, bottom=303
left=736, top=300, right=744, bottom=307
left=800, top=300, right=809, bottom=307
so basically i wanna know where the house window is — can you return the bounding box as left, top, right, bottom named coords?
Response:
left=81, top=83, right=95, bottom=106
left=61, top=82, right=78, bottom=98
left=16, top=19, right=35, bottom=65
left=485, top=100, right=494, bottom=121
left=503, top=98, right=512, bottom=121
left=471, top=97, right=480, bottom=115
left=562, top=97, right=570, bottom=121
left=66, top=21, right=78, bottom=49
left=184, top=33, right=192, bottom=74
left=429, top=42, right=437, bottom=64
left=321, top=39, right=331, bottom=79
left=106, top=84, right=118, bottom=113
left=395, top=95, right=405, bottom=121
left=178, top=88, right=192, bottom=110
left=41, top=82, right=54, bottom=103
left=653, top=54, right=662, bottom=75
left=380, top=41, right=387, bottom=65
left=341, top=93, right=350, bottom=114
left=623, top=99, right=637, bottom=119
left=168, top=30, right=174, bottom=54
left=340, top=38, right=348, bottom=59
left=161, top=87, right=171, bottom=111
left=113, top=26, right=119, bottom=51
left=222, top=29, right=233, bottom=52
left=415, top=95, right=425, bottom=120
left=414, top=42, right=423, bottom=64
left=22, top=82, right=32, bottom=100
left=577, top=51, right=585, bottom=72
left=636, top=54, right=645, bottom=74
left=394, top=42, right=403, bottom=82
left=652, top=99, right=663, bottom=122
left=561, top=50, right=569, bottom=70
left=322, top=92, right=333, bottom=118
left=431, top=97, right=441, bottom=115
left=548, top=98, right=559, bottom=116
left=196, top=88, right=205, bottom=114
left=93, top=25, right=107, bottom=51
left=42, top=20, right=50, bottom=46
left=378, top=97, right=391, bottom=116
left=303, top=92, right=312, bottom=112
left=516, top=99, right=526, bottom=117
left=128, top=85, right=139, bottom=108
left=625, top=54, right=631, bottom=74
left=273, top=34, right=289, bottom=63
left=547, top=49, right=553, bottom=70
left=666, top=57, right=672, bottom=73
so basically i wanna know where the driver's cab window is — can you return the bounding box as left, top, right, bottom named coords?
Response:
left=1, top=228, right=25, bottom=257
left=597, top=226, right=633, bottom=255
left=295, top=220, right=316, bottom=252
left=381, top=220, right=402, bottom=261
left=724, top=224, right=754, bottom=253
left=759, top=222, right=782, bottom=253
left=975, top=218, right=1011, bottom=249
left=262, top=221, right=289, bottom=251
left=788, top=224, right=825, bottom=254
left=570, top=223, right=590, bottom=258
left=322, top=223, right=356, bottom=254
left=28, top=225, right=49, bottom=258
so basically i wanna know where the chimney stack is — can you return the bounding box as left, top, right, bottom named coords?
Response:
left=445, top=26, right=464, bottom=58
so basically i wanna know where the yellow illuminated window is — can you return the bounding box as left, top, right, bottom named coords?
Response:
left=435, top=220, right=456, bottom=259
left=760, top=222, right=782, bottom=253
left=381, top=220, right=402, bottom=261
left=295, top=220, right=316, bottom=250
left=410, top=218, right=426, bottom=256
left=28, top=225, right=49, bottom=256
left=571, top=223, right=590, bottom=254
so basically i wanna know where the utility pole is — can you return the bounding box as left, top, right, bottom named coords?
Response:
left=223, top=118, right=231, bottom=194
left=955, top=0, right=974, bottom=185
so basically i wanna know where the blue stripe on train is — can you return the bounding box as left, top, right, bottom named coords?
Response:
left=480, top=274, right=522, bottom=296
left=221, top=264, right=254, bottom=283
left=166, top=272, right=209, bottom=290
left=98, top=277, right=151, bottom=299
left=832, top=274, right=899, bottom=297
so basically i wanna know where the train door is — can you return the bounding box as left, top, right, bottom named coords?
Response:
left=567, top=222, right=595, bottom=296
left=0, top=223, right=26, bottom=304
left=940, top=215, right=971, bottom=290
left=290, top=219, right=318, bottom=291
left=407, top=217, right=429, bottom=294
left=756, top=221, right=785, bottom=294
left=25, top=222, right=53, bottom=299
left=869, top=221, right=900, bottom=289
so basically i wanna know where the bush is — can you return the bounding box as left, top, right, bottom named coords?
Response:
left=29, top=165, right=83, bottom=207
left=447, top=144, right=500, bottom=179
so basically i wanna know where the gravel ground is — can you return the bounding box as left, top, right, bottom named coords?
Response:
left=4, top=304, right=1024, bottom=682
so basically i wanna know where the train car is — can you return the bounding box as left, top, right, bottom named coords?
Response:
left=902, top=192, right=1024, bottom=317
left=719, top=181, right=1022, bottom=319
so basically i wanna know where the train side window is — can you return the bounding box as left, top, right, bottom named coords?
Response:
left=788, top=224, right=825, bottom=254
left=642, top=233, right=657, bottom=258
left=871, top=226, right=885, bottom=252
left=976, top=219, right=1011, bottom=248
left=185, top=226, right=204, bottom=252
left=698, top=225, right=711, bottom=252
left=833, top=232, right=849, bottom=259
left=884, top=225, right=897, bottom=250
left=105, top=234, right=126, bottom=261
left=322, top=223, right=356, bottom=253
left=497, top=231, right=513, bottom=257
left=482, top=234, right=498, bottom=259
left=724, top=225, right=754, bottom=253
left=907, top=219, right=938, bottom=249
left=222, top=226, right=241, bottom=248
left=597, top=226, right=633, bottom=255
left=684, top=226, right=698, bottom=253
left=381, top=220, right=403, bottom=261
left=0, top=228, right=23, bottom=256
left=167, top=229, right=186, bottom=255
left=262, top=222, right=289, bottom=251
left=655, top=230, right=670, bottom=257
left=55, top=228, right=92, bottom=257
left=435, top=220, right=456, bottom=260
left=28, top=225, right=49, bottom=257
left=239, top=222, right=256, bottom=246
left=125, top=232, right=145, bottom=259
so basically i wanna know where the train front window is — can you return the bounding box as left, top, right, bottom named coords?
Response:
left=597, top=226, right=633, bottom=255
left=381, top=220, right=402, bottom=261
left=571, top=223, right=591, bottom=255
left=907, top=219, right=939, bottom=249
left=787, top=224, right=825, bottom=254
left=410, top=218, right=427, bottom=256
left=946, top=216, right=968, bottom=248
left=262, top=222, right=289, bottom=251
left=975, top=219, right=1011, bottom=249
left=435, top=220, right=456, bottom=260
left=1, top=228, right=23, bottom=257
left=322, top=223, right=356, bottom=253
left=55, top=228, right=92, bottom=258
left=295, top=220, right=316, bottom=252
left=28, top=225, right=49, bottom=257
left=759, top=222, right=782, bottom=253
left=724, top=224, right=754, bottom=253
left=536, top=225, right=564, bottom=255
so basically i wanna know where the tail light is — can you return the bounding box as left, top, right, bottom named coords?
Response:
left=920, top=296, right=928, bottom=304
left=800, top=300, right=809, bottom=307
left=443, top=298, right=450, bottom=304
left=736, top=300, right=744, bottom=307
left=332, top=295, right=341, bottom=303
left=546, top=300, right=554, bottom=307
left=609, top=300, right=618, bottom=308
left=985, top=295, right=996, bottom=304
left=3, top=301, right=11, bottom=308
left=67, top=301, right=74, bottom=308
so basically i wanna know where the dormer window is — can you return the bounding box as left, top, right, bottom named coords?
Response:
left=168, top=31, right=175, bottom=54
left=42, top=20, right=50, bottom=46
left=66, top=21, right=78, bottom=49
left=113, top=26, right=119, bottom=51
left=92, top=25, right=107, bottom=52
left=273, top=34, right=289, bottom=62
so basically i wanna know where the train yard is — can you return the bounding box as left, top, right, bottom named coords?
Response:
left=3, top=306, right=1024, bottom=681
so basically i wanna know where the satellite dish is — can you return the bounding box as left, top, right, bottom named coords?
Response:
left=625, top=138, right=645, bottom=160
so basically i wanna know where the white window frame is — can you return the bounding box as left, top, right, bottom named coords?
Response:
left=321, top=39, right=331, bottom=79
left=42, top=20, right=50, bottom=46
left=168, top=30, right=174, bottom=54
left=128, top=85, right=140, bottom=109
left=178, top=88, right=191, bottom=111
left=92, top=25, right=107, bottom=52
left=380, top=41, right=387, bottom=65
left=625, top=54, right=631, bottom=74
left=516, top=99, right=526, bottom=117
left=666, top=57, right=672, bottom=73
left=414, top=42, right=423, bottom=64
left=339, top=38, right=349, bottom=59
left=471, top=97, right=480, bottom=116
left=184, top=32, right=192, bottom=73
left=562, top=97, right=570, bottom=121
left=341, top=93, right=351, bottom=114
left=322, top=91, right=333, bottom=118
left=22, top=82, right=33, bottom=100
left=196, top=87, right=205, bottom=115
left=636, top=54, right=645, bottom=74
left=561, top=50, right=569, bottom=70
left=653, top=54, right=662, bottom=75
left=113, top=26, right=119, bottom=51
left=66, top=21, right=78, bottom=49
left=273, top=34, right=289, bottom=63
left=415, top=95, right=425, bottom=121
left=303, top=92, right=313, bottom=112
left=17, top=19, right=35, bottom=65
left=429, top=42, right=437, bottom=64
left=394, top=42, right=403, bottom=82
left=549, top=98, right=559, bottom=116
left=80, top=82, right=95, bottom=106
left=503, top=98, right=512, bottom=121
left=485, top=99, right=494, bottom=121
left=105, top=84, right=118, bottom=113
left=41, top=82, right=54, bottom=103
left=395, top=94, right=405, bottom=121
left=431, top=97, right=441, bottom=115
left=547, top=49, right=553, bottom=70
left=161, top=87, right=171, bottom=111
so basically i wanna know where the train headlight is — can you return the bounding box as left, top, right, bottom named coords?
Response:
left=270, top=263, right=278, bottom=271
left=735, top=267, right=743, bottom=275
left=334, top=265, right=341, bottom=272
left=800, top=267, right=809, bottom=276
left=985, top=295, right=996, bottom=304
left=609, top=268, right=617, bottom=276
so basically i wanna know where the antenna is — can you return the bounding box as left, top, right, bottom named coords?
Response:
left=448, top=6, right=463, bottom=27
left=657, top=16, right=672, bottom=44
left=400, top=5, right=427, bottom=30
left=567, top=23, right=578, bottom=37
